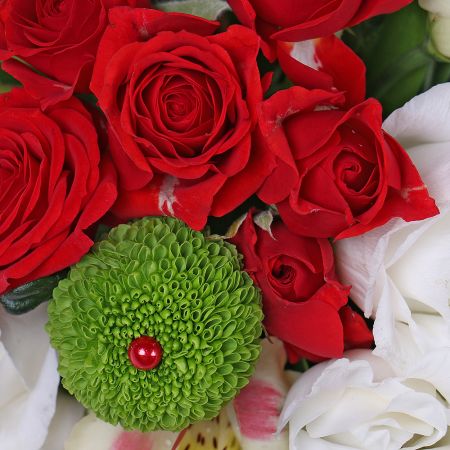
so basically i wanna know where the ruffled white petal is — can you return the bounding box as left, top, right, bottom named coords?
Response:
left=280, top=352, right=448, bottom=450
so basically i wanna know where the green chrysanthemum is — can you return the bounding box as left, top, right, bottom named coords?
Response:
left=46, top=217, right=263, bottom=432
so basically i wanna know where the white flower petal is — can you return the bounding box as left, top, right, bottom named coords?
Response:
left=65, top=414, right=121, bottom=450
left=419, top=0, right=450, bottom=16
left=430, top=430, right=450, bottom=449
left=419, top=2, right=450, bottom=58
left=407, top=347, right=450, bottom=404
left=407, top=144, right=450, bottom=210
left=293, top=430, right=349, bottom=450
left=281, top=352, right=448, bottom=450
left=0, top=304, right=59, bottom=450
left=65, top=413, right=178, bottom=450
left=383, top=83, right=450, bottom=147
left=42, top=392, right=85, bottom=450
left=229, top=338, right=291, bottom=450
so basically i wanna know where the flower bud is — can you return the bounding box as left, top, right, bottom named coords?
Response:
left=420, top=0, right=450, bottom=59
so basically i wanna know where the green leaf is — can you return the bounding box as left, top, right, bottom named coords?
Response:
left=286, top=358, right=311, bottom=373
left=0, top=63, right=21, bottom=93
left=344, top=2, right=432, bottom=116
left=430, top=61, right=450, bottom=85
left=1, top=271, right=68, bottom=315
left=94, top=223, right=112, bottom=242
left=155, top=0, right=229, bottom=20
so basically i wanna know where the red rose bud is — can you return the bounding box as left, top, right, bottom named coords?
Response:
left=91, top=8, right=275, bottom=231
left=230, top=210, right=372, bottom=363
left=0, top=0, right=149, bottom=107
left=257, top=87, right=438, bottom=239
left=0, top=88, right=117, bottom=295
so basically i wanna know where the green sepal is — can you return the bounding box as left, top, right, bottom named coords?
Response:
left=1, top=271, right=68, bottom=315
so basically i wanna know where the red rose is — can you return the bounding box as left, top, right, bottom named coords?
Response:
left=0, top=0, right=149, bottom=107
left=258, top=88, right=438, bottom=239
left=91, top=8, right=274, bottom=231
left=0, top=88, right=117, bottom=295
left=230, top=211, right=373, bottom=362
left=228, top=0, right=412, bottom=46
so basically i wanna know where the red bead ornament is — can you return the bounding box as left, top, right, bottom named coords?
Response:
left=128, top=336, right=163, bottom=370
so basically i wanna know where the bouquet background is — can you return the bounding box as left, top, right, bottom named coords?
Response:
left=0, top=0, right=449, bottom=449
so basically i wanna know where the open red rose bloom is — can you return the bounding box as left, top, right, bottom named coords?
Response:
left=258, top=88, right=438, bottom=239
left=91, top=8, right=274, bottom=231
left=0, top=89, right=117, bottom=294
left=0, top=0, right=149, bottom=106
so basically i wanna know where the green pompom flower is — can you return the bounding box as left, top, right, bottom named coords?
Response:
left=46, top=217, right=263, bottom=432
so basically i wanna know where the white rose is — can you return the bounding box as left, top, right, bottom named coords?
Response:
left=279, top=350, right=449, bottom=450
left=335, top=83, right=450, bottom=372
left=0, top=304, right=59, bottom=450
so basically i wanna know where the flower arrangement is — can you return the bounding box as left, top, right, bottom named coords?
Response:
left=0, top=1, right=449, bottom=449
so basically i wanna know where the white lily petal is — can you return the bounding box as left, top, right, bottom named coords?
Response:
left=65, top=414, right=121, bottom=450
left=42, top=392, right=85, bottom=450
left=0, top=304, right=59, bottom=450
left=65, top=413, right=178, bottom=450
left=229, top=338, right=290, bottom=450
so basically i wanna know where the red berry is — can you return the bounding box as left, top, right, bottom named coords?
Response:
left=128, top=336, right=163, bottom=370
